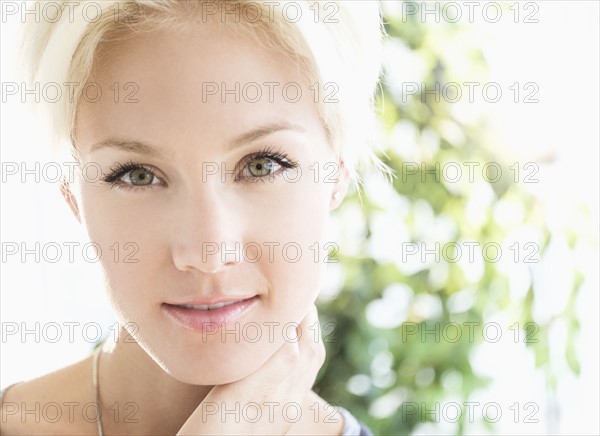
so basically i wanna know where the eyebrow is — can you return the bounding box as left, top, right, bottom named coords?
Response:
left=90, top=138, right=167, bottom=157
left=89, top=121, right=306, bottom=156
left=226, top=121, right=306, bottom=151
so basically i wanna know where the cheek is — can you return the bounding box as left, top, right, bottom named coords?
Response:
left=258, top=181, right=332, bottom=316
left=78, top=179, right=169, bottom=258
left=76, top=186, right=160, bottom=314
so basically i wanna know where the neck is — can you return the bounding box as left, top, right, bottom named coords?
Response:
left=96, top=328, right=213, bottom=434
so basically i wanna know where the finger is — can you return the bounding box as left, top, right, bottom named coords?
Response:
left=295, top=304, right=326, bottom=383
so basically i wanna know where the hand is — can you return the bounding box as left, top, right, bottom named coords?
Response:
left=177, top=303, right=326, bottom=435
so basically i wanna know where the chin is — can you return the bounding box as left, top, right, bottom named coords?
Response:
left=146, top=338, right=275, bottom=386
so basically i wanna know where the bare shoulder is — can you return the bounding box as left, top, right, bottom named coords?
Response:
left=0, top=354, right=96, bottom=435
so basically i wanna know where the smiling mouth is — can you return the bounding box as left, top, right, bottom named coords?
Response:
left=176, top=301, right=244, bottom=310
left=164, top=294, right=258, bottom=308
left=161, top=296, right=260, bottom=331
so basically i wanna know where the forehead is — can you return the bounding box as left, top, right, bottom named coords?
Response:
left=75, top=21, right=323, bottom=156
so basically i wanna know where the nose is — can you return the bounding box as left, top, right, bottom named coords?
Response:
left=170, top=185, right=243, bottom=274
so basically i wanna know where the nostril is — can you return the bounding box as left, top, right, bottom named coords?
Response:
left=172, top=240, right=243, bottom=273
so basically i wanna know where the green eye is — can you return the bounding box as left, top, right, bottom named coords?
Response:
left=246, top=158, right=276, bottom=177
left=236, top=147, right=298, bottom=183
left=102, top=161, right=164, bottom=191
left=128, top=168, right=155, bottom=185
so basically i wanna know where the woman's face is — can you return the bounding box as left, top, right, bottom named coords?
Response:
left=65, top=20, right=349, bottom=384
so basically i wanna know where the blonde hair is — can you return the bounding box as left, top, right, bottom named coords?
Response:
left=21, top=0, right=395, bottom=194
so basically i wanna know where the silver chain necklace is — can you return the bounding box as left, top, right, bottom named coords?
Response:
left=92, top=347, right=104, bottom=436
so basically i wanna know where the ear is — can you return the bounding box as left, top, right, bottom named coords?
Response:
left=329, top=159, right=351, bottom=211
left=60, top=177, right=81, bottom=223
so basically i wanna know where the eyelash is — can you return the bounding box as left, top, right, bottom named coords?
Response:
left=100, top=145, right=298, bottom=191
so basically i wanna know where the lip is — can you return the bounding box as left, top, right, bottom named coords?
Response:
left=165, top=295, right=257, bottom=306
left=162, top=295, right=260, bottom=332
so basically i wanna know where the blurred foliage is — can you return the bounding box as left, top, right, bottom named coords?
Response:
left=313, top=5, right=584, bottom=435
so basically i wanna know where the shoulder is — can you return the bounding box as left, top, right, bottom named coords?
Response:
left=337, top=406, right=374, bottom=436
left=0, top=354, right=95, bottom=435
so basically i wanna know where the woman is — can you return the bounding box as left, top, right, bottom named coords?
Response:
left=1, top=1, right=393, bottom=434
